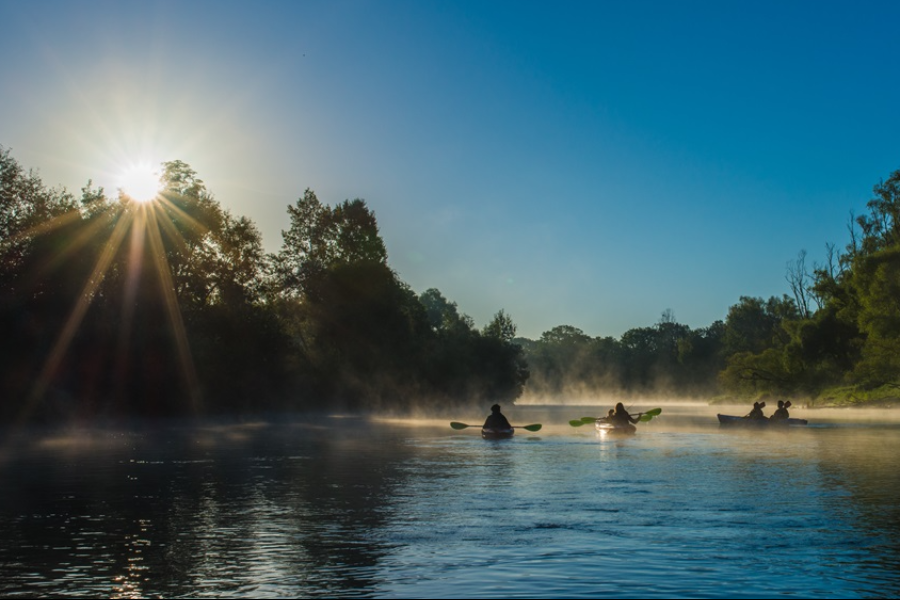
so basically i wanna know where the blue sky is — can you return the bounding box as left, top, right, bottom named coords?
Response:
left=2, top=0, right=899, bottom=339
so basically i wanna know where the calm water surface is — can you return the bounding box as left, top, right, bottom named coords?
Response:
left=1, top=404, right=899, bottom=599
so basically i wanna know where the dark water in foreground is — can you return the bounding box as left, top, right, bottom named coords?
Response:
left=1, top=404, right=899, bottom=599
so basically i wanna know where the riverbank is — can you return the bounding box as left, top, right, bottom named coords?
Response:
left=811, top=384, right=900, bottom=408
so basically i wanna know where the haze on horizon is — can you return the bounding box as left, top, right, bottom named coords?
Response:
left=2, top=0, right=899, bottom=340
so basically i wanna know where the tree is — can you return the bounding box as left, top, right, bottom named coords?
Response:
left=850, top=245, right=900, bottom=386
left=539, top=324, right=591, bottom=345
left=722, top=296, right=798, bottom=356
left=520, top=325, right=624, bottom=399
left=419, top=288, right=473, bottom=334
left=676, top=321, right=726, bottom=394
left=786, top=249, right=818, bottom=319
left=856, top=168, right=900, bottom=254
left=0, top=146, right=81, bottom=297
left=273, top=190, right=387, bottom=298
left=482, top=309, right=517, bottom=342
left=210, top=212, right=267, bottom=307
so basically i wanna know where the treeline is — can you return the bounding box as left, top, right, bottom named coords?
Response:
left=520, top=167, right=900, bottom=406
left=4, top=145, right=898, bottom=419
left=0, top=148, right=527, bottom=421
left=517, top=299, right=790, bottom=401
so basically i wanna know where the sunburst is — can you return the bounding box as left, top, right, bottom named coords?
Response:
left=15, top=168, right=209, bottom=423
left=117, top=162, right=162, bottom=203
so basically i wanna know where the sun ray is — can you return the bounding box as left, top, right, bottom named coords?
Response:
left=10, top=168, right=217, bottom=423
left=143, top=204, right=202, bottom=411
left=155, top=192, right=217, bottom=238
left=20, top=210, right=135, bottom=422
left=112, top=215, right=147, bottom=399
left=151, top=199, right=198, bottom=259
left=15, top=208, right=118, bottom=293
left=2, top=209, right=84, bottom=251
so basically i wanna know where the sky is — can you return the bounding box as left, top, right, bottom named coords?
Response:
left=2, top=0, right=899, bottom=340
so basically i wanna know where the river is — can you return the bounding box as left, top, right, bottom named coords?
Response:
left=1, top=404, right=898, bottom=598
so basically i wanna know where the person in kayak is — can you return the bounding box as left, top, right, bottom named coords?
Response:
left=483, top=404, right=513, bottom=430
left=746, top=401, right=767, bottom=419
left=609, top=403, right=639, bottom=431
left=770, top=400, right=792, bottom=421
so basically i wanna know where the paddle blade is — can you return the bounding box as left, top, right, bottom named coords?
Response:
left=580, top=416, right=600, bottom=423
left=449, top=421, right=472, bottom=430
left=521, top=423, right=542, bottom=432
left=639, top=408, right=662, bottom=422
left=569, top=420, right=587, bottom=427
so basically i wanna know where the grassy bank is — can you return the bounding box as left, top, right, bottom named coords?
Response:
left=812, top=385, right=900, bottom=408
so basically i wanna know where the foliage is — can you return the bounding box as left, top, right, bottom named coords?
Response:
left=715, top=166, right=900, bottom=401
left=0, top=153, right=301, bottom=417
left=813, top=384, right=900, bottom=407
left=483, top=309, right=517, bottom=342
left=272, top=189, right=387, bottom=299
left=520, top=160, right=900, bottom=403
left=521, top=314, right=726, bottom=400
left=0, top=147, right=531, bottom=421
left=5, top=143, right=899, bottom=417
left=268, top=192, right=528, bottom=410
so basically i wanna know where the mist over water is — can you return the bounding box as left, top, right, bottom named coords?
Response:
left=1, top=405, right=899, bottom=598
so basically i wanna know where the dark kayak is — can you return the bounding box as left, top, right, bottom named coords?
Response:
left=481, top=427, right=515, bottom=439
left=717, top=414, right=808, bottom=427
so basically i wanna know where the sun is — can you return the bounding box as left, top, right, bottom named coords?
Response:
left=117, top=162, right=162, bottom=203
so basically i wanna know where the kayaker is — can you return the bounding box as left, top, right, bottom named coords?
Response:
left=483, top=404, right=512, bottom=430
left=770, top=400, right=791, bottom=420
left=609, top=403, right=639, bottom=429
left=746, top=401, right=767, bottom=420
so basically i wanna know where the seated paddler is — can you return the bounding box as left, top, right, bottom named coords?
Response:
left=483, top=404, right=513, bottom=430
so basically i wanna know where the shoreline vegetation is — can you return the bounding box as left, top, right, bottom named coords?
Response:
left=2, top=145, right=899, bottom=422
left=707, top=386, right=900, bottom=409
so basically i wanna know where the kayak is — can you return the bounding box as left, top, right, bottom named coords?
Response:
left=481, top=427, right=515, bottom=439
left=595, top=421, right=636, bottom=435
left=717, top=414, right=808, bottom=427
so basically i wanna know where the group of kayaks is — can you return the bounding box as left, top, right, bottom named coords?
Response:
left=452, top=405, right=810, bottom=438
left=451, top=408, right=664, bottom=438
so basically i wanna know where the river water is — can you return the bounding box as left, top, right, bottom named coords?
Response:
left=1, top=404, right=899, bottom=599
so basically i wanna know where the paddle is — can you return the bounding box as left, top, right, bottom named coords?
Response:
left=639, top=408, right=662, bottom=422
left=568, top=416, right=615, bottom=426
left=450, top=422, right=542, bottom=432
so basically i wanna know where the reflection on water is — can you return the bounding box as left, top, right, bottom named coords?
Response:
left=1, top=406, right=899, bottom=598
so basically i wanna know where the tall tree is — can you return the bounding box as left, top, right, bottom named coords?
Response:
left=273, top=190, right=387, bottom=299
left=482, top=309, right=517, bottom=342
